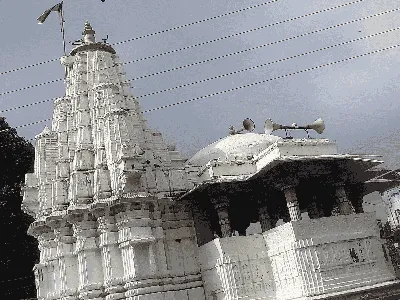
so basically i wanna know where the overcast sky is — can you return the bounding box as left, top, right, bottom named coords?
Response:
left=0, top=0, right=399, bottom=172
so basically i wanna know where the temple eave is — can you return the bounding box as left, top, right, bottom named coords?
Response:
left=70, top=42, right=116, bottom=56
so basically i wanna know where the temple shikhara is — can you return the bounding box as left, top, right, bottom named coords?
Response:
left=21, top=22, right=400, bottom=300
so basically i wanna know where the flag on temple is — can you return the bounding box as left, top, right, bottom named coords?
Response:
left=37, top=2, right=63, bottom=24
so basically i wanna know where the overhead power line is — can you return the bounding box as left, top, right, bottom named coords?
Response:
left=135, top=27, right=400, bottom=98
left=2, top=25, right=396, bottom=114
left=3, top=43, right=398, bottom=134
left=126, top=8, right=400, bottom=81
left=0, top=0, right=280, bottom=76
left=120, top=0, right=366, bottom=64
left=0, top=58, right=60, bottom=76
left=0, top=78, right=64, bottom=97
left=112, top=0, right=281, bottom=45
left=141, top=44, right=400, bottom=113
left=0, top=6, right=396, bottom=98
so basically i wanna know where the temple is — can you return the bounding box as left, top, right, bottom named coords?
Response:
left=22, top=22, right=400, bottom=300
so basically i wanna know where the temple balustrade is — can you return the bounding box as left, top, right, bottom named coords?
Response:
left=196, top=212, right=396, bottom=300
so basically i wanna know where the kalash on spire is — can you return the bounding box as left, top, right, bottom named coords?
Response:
left=82, top=20, right=95, bottom=43
left=22, top=22, right=198, bottom=300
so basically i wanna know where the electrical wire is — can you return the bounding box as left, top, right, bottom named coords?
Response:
left=1, top=25, right=397, bottom=114
left=0, top=58, right=60, bottom=76
left=140, top=44, right=400, bottom=113
left=127, top=8, right=400, bottom=82
left=0, top=6, right=397, bottom=99
left=0, top=78, right=64, bottom=97
left=0, top=0, right=280, bottom=76
left=134, top=27, right=400, bottom=98
left=120, top=0, right=366, bottom=64
left=2, top=43, right=398, bottom=135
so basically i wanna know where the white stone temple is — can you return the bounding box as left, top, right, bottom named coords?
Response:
left=22, top=22, right=400, bottom=300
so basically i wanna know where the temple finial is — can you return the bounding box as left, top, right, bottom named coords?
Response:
left=82, top=21, right=95, bottom=43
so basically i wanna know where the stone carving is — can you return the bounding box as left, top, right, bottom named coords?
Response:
left=214, top=253, right=275, bottom=300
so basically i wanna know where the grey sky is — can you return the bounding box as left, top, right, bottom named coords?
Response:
left=0, top=0, right=399, bottom=171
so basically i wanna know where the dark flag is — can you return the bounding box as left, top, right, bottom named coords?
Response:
left=37, top=2, right=63, bottom=24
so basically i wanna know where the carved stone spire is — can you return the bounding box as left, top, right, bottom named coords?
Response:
left=21, top=21, right=200, bottom=300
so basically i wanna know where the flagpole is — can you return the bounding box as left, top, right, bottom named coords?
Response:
left=58, top=1, right=66, bottom=56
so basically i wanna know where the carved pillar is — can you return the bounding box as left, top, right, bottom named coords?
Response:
left=307, top=196, right=324, bottom=219
left=211, top=197, right=232, bottom=238
left=283, top=186, right=302, bottom=221
left=347, top=184, right=365, bottom=214
left=335, top=185, right=355, bottom=215
left=259, top=206, right=273, bottom=232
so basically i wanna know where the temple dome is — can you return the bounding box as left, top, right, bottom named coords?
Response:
left=187, top=133, right=282, bottom=166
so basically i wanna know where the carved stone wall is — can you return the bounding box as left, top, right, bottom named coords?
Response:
left=264, top=213, right=396, bottom=299
left=198, top=235, right=275, bottom=300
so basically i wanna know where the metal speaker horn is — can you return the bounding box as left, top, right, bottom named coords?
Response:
left=306, top=118, right=325, bottom=134
left=264, top=118, right=282, bottom=135
left=264, top=117, right=325, bottom=137
left=229, top=118, right=255, bottom=135
left=243, top=118, right=255, bottom=132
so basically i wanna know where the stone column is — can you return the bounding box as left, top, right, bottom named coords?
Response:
left=259, top=206, right=273, bottom=232
left=335, top=185, right=355, bottom=215
left=307, top=196, right=324, bottom=219
left=347, top=184, right=365, bottom=214
left=212, top=198, right=232, bottom=238
left=283, top=186, right=302, bottom=221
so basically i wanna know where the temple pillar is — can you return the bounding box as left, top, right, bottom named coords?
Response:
left=335, top=184, right=355, bottom=215
left=346, top=184, right=365, bottom=213
left=307, top=195, right=325, bottom=219
left=259, top=206, right=273, bottom=232
left=211, top=197, right=232, bottom=238
left=283, top=186, right=302, bottom=221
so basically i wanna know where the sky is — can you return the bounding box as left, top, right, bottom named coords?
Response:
left=0, top=0, right=399, bottom=172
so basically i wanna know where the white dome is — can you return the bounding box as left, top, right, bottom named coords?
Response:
left=187, top=133, right=282, bottom=166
